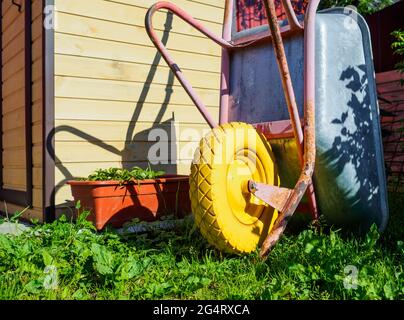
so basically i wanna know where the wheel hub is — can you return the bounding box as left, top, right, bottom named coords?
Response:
left=226, top=149, right=267, bottom=225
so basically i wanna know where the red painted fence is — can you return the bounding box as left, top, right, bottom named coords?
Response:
left=236, top=0, right=308, bottom=31
left=377, top=71, right=404, bottom=192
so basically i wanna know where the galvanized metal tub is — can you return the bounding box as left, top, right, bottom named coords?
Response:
left=228, top=8, right=389, bottom=232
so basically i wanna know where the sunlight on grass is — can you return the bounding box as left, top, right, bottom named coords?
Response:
left=0, top=192, right=403, bottom=300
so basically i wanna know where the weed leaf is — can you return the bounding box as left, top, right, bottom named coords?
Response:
left=91, top=244, right=114, bottom=276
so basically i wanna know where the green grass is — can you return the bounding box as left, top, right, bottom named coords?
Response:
left=0, top=193, right=403, bottom=300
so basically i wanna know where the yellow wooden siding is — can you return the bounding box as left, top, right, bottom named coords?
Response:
left=31, top=0, right=43, bottom=217
left=2, top=1, right=27, bottom=192
left=54, top=0, right=224, bottom=206
left=0, top=0, right=43, bottom=220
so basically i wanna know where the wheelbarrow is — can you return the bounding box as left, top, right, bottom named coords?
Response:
left=145, top=0, right=389, bottom=257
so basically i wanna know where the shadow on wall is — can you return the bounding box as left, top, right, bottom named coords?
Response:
left=48, top=12, right=180, bottom=214
left=319, top=64, right=381, bottom=230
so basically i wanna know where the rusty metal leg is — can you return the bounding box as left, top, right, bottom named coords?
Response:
left=304, top=0, right=321, bottom=221
left=307, top=183, right=319, bottom=220
left=260, top=100, right=316, bottom=257
left=257, top=0, right=318, bottom=258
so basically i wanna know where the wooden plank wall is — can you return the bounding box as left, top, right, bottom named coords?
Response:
left=377, top=70, right=404, bottom=192
left=0, top=0, right=43, bottom=220
left=32, top=0, right=44, bottom=219
left=2, top=1, right=27, bottom=192
left=53, top=0, right=225, bottom=207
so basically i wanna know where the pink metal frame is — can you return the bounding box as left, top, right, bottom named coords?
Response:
left=146, top=1, right=240, bottom=128
left=145, top=0, right=320, bottom=257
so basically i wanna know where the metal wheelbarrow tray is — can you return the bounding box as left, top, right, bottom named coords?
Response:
left=145, top=0, right=389, bottom=257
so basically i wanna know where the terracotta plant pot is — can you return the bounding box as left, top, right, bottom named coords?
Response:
left=67, top=175, right=191, bottom=230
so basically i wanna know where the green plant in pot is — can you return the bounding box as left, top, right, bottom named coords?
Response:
left=84, top=166, right=165, bottom=184
left=67, top=166, right=191, bottom=230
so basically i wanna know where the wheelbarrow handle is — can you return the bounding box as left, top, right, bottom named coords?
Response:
left=145, top=1, right=238, bottom=129
left=281, top=0, right=304, bottom=31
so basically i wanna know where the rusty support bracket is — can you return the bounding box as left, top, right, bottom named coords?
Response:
left=259, top=100, right=316, bottom=258
left=260, top=173, right=312, bottom=256
left=248, top=181, right=293, bottom=212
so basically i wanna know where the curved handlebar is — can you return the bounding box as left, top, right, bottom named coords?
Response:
left=281, top=0, right=304, bottom=31
left=146, top=2, right=235, bottom=51
left=144, top=1, right=310, bottom=129
left=145, top=1, right=241, bottom=128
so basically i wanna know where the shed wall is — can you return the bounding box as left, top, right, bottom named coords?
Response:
left=53, top=0, right=224, bottom=207
left=2, top=1, right=28, bottom=192
left=0, top=0, right=43, bottom=220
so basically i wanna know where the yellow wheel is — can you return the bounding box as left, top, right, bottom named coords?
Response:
left=189, top=122, right=280, bottom=254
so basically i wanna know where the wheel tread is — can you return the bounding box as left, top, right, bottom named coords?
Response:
left=190, top=122, right=277, bottom=254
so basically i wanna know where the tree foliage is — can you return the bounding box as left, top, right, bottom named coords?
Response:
left=318, top=0, right=395, bottom=15
left=392, top=29, right=404, bottom=76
